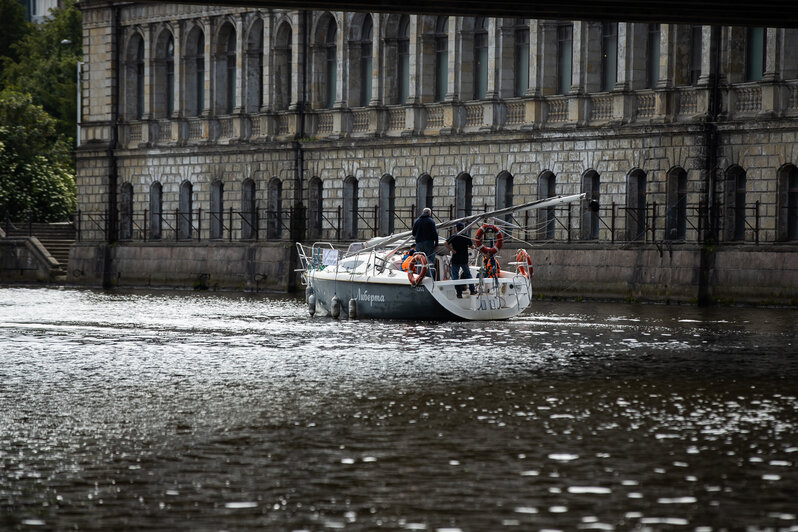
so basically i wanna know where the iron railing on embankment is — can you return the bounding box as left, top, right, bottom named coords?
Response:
left=64, top=199, right=798, bottom=246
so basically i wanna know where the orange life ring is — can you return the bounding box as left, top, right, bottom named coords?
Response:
left=474, top=224, right=504, bottom=255
left=406, top=253, right=428, bottom=286
left=516, top=249, right=533, bottom=278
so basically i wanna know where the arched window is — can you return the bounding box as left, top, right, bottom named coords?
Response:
left=379, top=174, right=395, bottom=236
left=215, top=23, right=237, bottom=114
left=581, top=170, right=600, bottom=240
left=601, top=22, right=618, bottom=92
left=267, top=178, right=283, bottom=239
left=241, top=178, right=256, bottom=240
left=274, top=22, right=292, bottom=111
left=417, top=174, right=433, bottom=211
left=325, top=18, right=337, bottom=109
left=343, top=176, right=358, bottom=240
left=646, top=23, right=661, bottom=88
left=496, top=171, right=514, bottom=223
left=210, top=180, right=224, bottom=240
left=153, top=30, right=175, bottom=118
left=746, top=27, right=766, bottom=82
left=184, top=27, right=205, bottom=116
left=666, top=167, right=688, bottom=241
left=398, top=15, right=410, bottom=104
left=725, top=166, right=747, bottom=241
left=627, top=169, right=647, bottom=241
left=789, top=168, right=798, bottom=241
left=359, top=15, right=373, bottom=106
left=308, top=177, right=323, bottom=239
left=538, top=171, right=557, bottom=239
left=245, top=18, right=263, bottom=113
left=473, top=17, right=488, bottom=100
left=124, top=33, right=145, bottom=120
left=434, top=17, right=449, bottom=102
left=120, top=182, right=134, bottom=240
left=179, top=181, right=193, bottom=240
left=455, top=173, right=473, bottom=218
left=514, top=19, right=530, bottom=97
left=557, top=24, right=573, bottom=95
left=149, top=181, right=162, bottom=240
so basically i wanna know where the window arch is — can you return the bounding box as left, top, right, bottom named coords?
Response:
left=241, top=178, right=257, bottom=240
left=184, top=26, right=205, bottom=116
left=379, top=174, right=395, bottom=236
left=473, top=17, right=488, bottom=100
left=398, top=16, right=410, bottom=104
left=538, top=171, right=557, bottom=239
left=455, top=173, right=473, bottom=218
left=601, top=23, right=618, bottom=92
left=496, top=171, right=514, bottom=222
left=245, top=17, right=263, bottom=113
left=343, top=176, right=359, bottom=240
left=119, top=182, right=134, bottom=241
left=666, top=167, right=688, bottom=241
left=416, top=174, right=434, bottom=212
left=179, top=181, right=193, bottom=240
left=626, top=169, right=647, bottom=241
left=359, top=15, right=373, bottom=106
left=267, top=177, right=283, bottom=239
left=308, top=177, right=323, bottom=239
left=123, top=33, right=145, bottom=120
left=149, top=181, right=162, bottom=240
left=434, top=17, right=449, bottom=102
left=514, top=19, right=530, bottom=97
left=274, top=21, right=292, bottom=111
left=315, top=14, right=338, bottom=109
left=725, top=165, right=747, bottom=241
left=557, top=24, right=573, bottom=95
left=581, top=170, right=600, bottom=240
left=215, top=22, right=237, bottom=114
left=153, top=29, right=175, bottom=118
left=210, top=179, right=224, bottom=240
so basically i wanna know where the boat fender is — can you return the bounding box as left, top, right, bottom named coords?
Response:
left=330, top=295, right=342, bottom=319
left=305, top=285, right=313, bottom=304
left=348, top=298, right=357, bottom=319
left=475, top=224, right=504, bottom=255
left=516, top=249, right=533, bottom=278
left=308, top=294, right=316, bottom=316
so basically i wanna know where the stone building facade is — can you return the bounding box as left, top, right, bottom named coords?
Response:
left=72, top=0, right=798, bottom=302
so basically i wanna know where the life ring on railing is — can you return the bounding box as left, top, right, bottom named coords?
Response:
left=406, top=253, right=428, bottom=286
left=474, top=224, right=504, bottom=255
left=516, top=249, right=533, bottom=278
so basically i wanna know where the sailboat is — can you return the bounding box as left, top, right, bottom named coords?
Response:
left=296, top=193, right=585, bottom=321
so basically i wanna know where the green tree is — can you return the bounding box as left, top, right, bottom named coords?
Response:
left=0, top=90, right=76, bottom=222
left=0, top=0, right=30, bottom=69
left=1, top=0, right=81, bottom=145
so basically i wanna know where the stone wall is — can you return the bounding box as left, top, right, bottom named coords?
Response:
left=67, top=241, right=296, bottom=292
left=0, top=238, right=63, bottom=283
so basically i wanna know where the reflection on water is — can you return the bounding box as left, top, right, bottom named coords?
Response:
left=1, top=287, right=797, bottom=531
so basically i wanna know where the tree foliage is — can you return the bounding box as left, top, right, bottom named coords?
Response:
left=1, top=0, right=81, bottom=146
left=0, top=90, right=76, bottom=222
left=0, top=0, right=30, bottom=67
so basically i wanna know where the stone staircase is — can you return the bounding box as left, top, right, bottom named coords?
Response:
left=4, top=222, right=76, bottom=271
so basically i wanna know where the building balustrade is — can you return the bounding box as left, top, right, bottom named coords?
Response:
left=107, top=80, right=798, bottom=149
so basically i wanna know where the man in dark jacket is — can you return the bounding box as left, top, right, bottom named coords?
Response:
left=444, top=222, right=477, bottom=297
left=412, top=207, right=438, bottom=277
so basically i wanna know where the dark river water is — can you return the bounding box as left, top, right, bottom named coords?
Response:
left=1, top=287, right=797, bottom=531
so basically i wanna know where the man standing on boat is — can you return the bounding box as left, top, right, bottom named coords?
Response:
left=412, top=207, right=438, bottom=277
left=445, top=222, right=477, bottom=298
